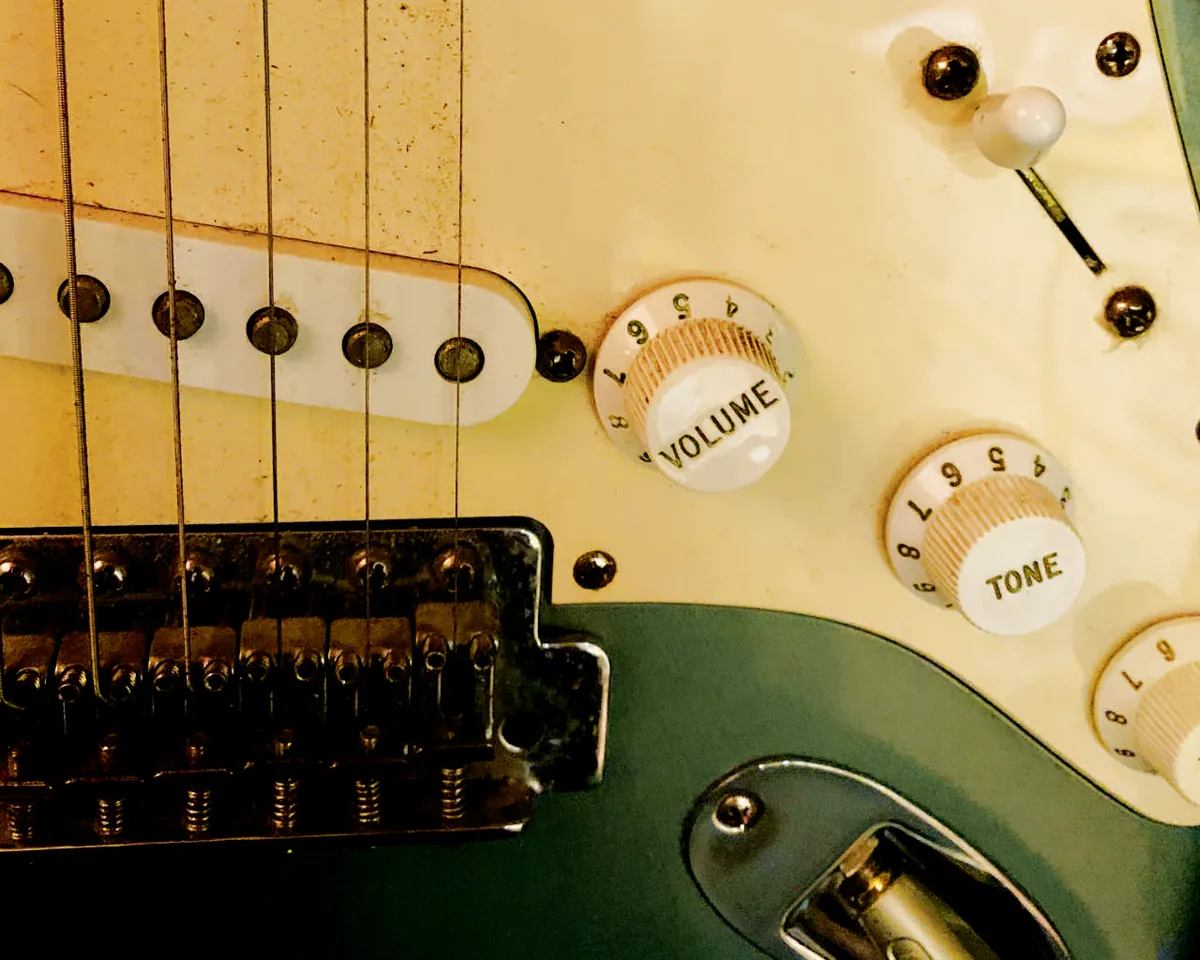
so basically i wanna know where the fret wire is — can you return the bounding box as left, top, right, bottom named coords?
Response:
left=52, top=0, right=101, bottom=697
left=261, top=0, right=282, bottom=657
left=157, top=0, right=192, bottom=686
left=362, top=0, right=372, bottom=629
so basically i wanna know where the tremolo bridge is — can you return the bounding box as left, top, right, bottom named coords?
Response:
left=0, top=520, right=607, bottom=848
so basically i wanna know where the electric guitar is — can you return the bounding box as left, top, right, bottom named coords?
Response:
left=1, top=0, right=1199, bottom=956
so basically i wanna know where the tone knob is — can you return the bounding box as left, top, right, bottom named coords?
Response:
left=592, top=279, right=801, bottom=493
left=1092, top=617, right=1200, bottom=803
left=884, top=433, right=1084, bottom=635
left=973, top=86, right=1066, bottom=169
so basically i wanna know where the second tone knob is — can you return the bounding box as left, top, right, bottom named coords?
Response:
left=884, top=432, right=1085, bottom=636
left=592, top=279, right=802, bottom=493
left=1093, top=617, right=1200, bottom=804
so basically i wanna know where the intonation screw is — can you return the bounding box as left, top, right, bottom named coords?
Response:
left=440, top=766, right=466, bottom=821
left=184, top=735, right=213, bottom=838
left=6, top=745, right=34, bottom=845
left=95, top=734, right=127, bottom=840
left=271, top=730, right=300, bottom=834
left=95, top=796, right=126, bottom=840
left=354, top=725, right=383, bottom=828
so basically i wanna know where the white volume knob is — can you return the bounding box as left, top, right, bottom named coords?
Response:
left=973, top=86, right=1066, bottom=169
left=592, top=280, right=801, bottom=493
left=885, top=433, right=1084, bottom=636
left=1093, top=617, right=1200, bottom=804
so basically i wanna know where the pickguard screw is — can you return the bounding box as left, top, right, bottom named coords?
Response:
left=1104, top=285, right=1156, bottom=338
left=246, top=305, right=299, bottom=355
left=713, top=792, right=763, bottom=834
left=0, top=263, right=13, bottom=305
left=922, top=44, right=981, bottom=101
left=57, top=275, right=111, bottom=324
left=435, top=336, right=485, bottom=383
left=440, top=766, right=466, bottom=820
left=573, top=550, right=617, bottom=590
left=152, top=289, right=206, bottom=340
left=1097, top=32, right=1140, bottom=77
left=342, top=321, right=394, bottom=369
left=535, top=329, right=587, bottom=383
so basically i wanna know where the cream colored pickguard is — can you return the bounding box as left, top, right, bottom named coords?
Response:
left=3, top=0, right=1200, bottom=823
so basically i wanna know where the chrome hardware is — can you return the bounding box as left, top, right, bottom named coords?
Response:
left=1096, top=32, right=1140, bottom=78
left=1104, top=285, right=1156, bottom=339
left=573, top=550, right=617, bottom=590
left=686, top=759, right=1070, bottom=960
left=921, top=45, right=980, bottom=102
left=535, top=329, right=587, bottom=383
left=0, top=520, right=607, bottom=848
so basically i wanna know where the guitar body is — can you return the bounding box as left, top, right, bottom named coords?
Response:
left=2, top=0, right=1200, bottom=954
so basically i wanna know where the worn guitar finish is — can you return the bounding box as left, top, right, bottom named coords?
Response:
left=2, top=0, right=1200, bottom=953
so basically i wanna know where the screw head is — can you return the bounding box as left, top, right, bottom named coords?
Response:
left=186, top=734, right=209, bottom=766
left=0, top=551, right=37, bottom=599
left=1105, top=285, right=1156, bottom=338
left=713, top=792, right=763, bottom=834
left=573, top=550, right=617, bottom=590
left=430, top=542, right=481, bottom=597
left=359, top=725, right=382, bottom=755
left=342, top=321, right=394, bottom=369
left=89, top=551, right=129, bottom=597
left=435, top=336, right=486, bottom=383
left=57, top=275, right=111, bottom=323
left=8, top=668, right=41, bottom=707
left=152, top=289, right=206, bottom=340
left=1097, top=31, right=1140, bottom=78
left=202, top=659, right=231, bottom=693
left=243, top=651, right=273, bottom=684
left=175, top=550, right=218, bottom=600
left=246, top=305, right=299, bottom=355
left=260, top=545, right=309, bottom=594
left=0, top=263, right=13, bottom=305
left=922, top=44, right=981, bottom=101
left=418, top=631, right=448, bottom=672
left=536, top=329, right=588, bottom=383
left=349, top=546, right=393, bottom=594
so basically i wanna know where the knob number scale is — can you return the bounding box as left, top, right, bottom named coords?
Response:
left=884, top=433, right=1075, bottom=613
left=1092, top=618, right=1200, bottom=775
left=592, top=279, right=801, bottom=463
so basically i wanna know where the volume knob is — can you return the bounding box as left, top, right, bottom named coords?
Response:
left=592, top=279, right=801, bottom=493
left=885, top=433, right=1085, bottom=635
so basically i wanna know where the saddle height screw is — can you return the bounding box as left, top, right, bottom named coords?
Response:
left=184, top=735, right=213, bottom=838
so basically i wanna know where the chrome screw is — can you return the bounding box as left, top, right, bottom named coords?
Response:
left=440, top=766, right=466, bottom=821
left=354, top=725, right=383, bottom=828
left=713, top=792, right=763, bottom=834
left=1096, top=32, right=1140, bottom=77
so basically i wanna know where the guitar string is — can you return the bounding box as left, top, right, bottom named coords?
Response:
left=454, top=0, right=465, bottom=574
left=156, top=0, right=192, bottom=687
left=260, top=0, right=283, bottom=646
left=362, top=0, right=373, bottom=638
left=51, top=0, right=100, bottom=696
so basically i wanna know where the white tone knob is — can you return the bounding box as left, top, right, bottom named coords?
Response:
left=1093, top=617, right=1200, bottom=803
left=973, top=87, right=1066, bottom=169
left=592, top=279, right=802, bottom=492
left=884, top=433, right=1084, bottom=636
